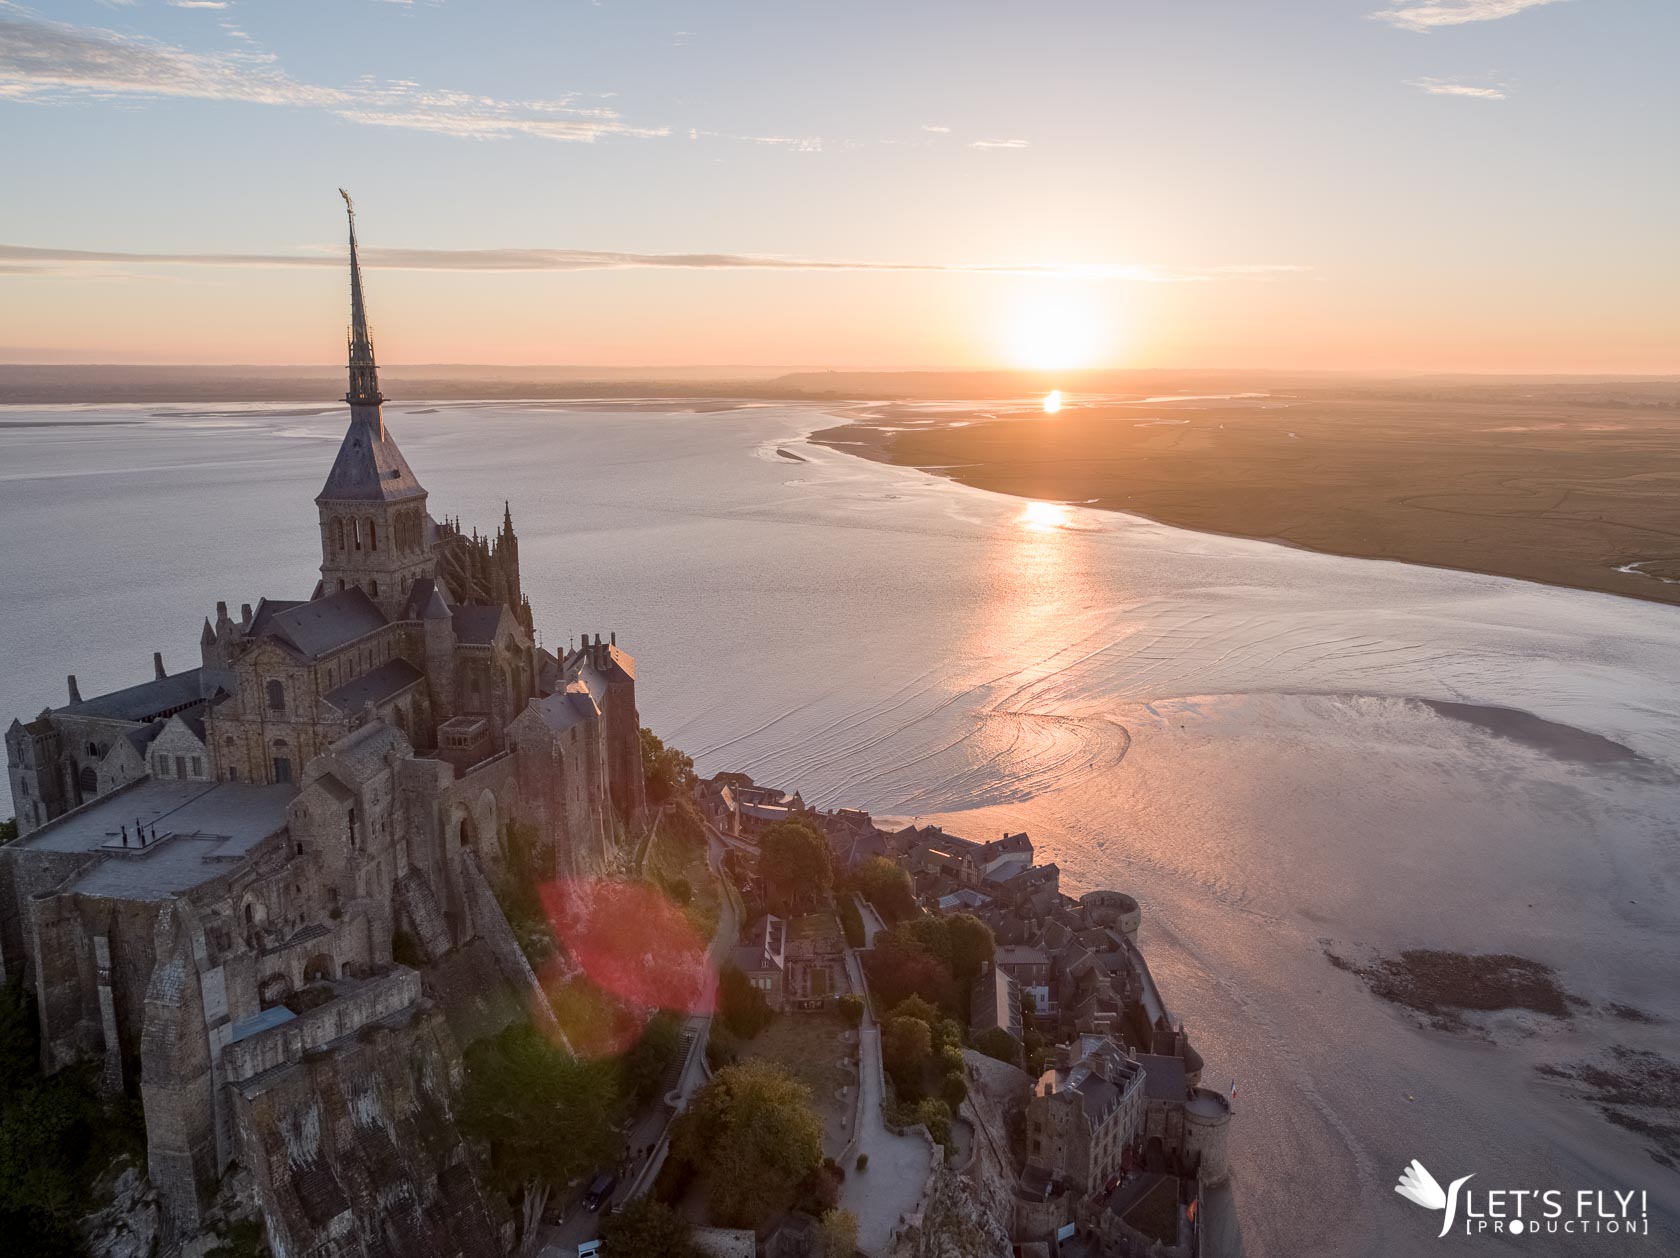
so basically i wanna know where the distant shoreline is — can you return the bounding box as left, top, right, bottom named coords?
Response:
left=806, top=392, right=1680, bottom=610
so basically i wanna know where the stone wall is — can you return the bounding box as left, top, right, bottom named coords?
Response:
left=231, top=1001, right=509, bottom=1258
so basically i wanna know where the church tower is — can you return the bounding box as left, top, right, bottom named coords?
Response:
left=316, top=191, right=435, bottom=617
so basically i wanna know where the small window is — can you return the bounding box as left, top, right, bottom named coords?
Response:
left=175, top=755, right=187, bottom=779
left=155, top=756, right=170, bottom=778
left=191, top=756, right=202, bottom=777
left=267, top=679, right=286, bottom=711
left=368, top=520, right=378, bottom=551
left=273, top=757, right=292, bottom=785
left=226, top=767, right=239, bottom=782
left=335, top=518, right=345, bottom=551
left=370, top=578, right=380, bottom=598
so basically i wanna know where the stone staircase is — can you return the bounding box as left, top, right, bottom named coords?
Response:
left=395, top=871, right=453, bottom=962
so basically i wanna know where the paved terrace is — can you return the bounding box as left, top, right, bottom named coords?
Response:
left=16, top=779, right=295, bottom=900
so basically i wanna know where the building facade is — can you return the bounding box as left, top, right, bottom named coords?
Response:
left=0, top=194, right=646, bottom=1254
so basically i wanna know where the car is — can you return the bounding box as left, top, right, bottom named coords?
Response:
left=577, top=1242, right=602, bottom=1258
left=582, top=1172, right=617, bottom=1213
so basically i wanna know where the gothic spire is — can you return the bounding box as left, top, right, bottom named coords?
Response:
left=339, top=188, right=382, bottom=417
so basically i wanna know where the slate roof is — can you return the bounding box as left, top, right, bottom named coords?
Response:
left=323, top=659, right=424, bottom=714
left=971, top=966, right=1023, bottom=1041
left=253, top=589, right=387, bottom=660
left=402, top=576, right=451, bottom=622
left=317, top=413, right=427, bottom=504
left=451, top=604, right=505, bottom=646
left=528, top=683, right=599, bottom=735
left=1135, top=1053, right=1188, bottom=1103
left=62, top=669, right=207, bottom=722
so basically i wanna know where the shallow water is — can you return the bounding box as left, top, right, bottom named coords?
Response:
left=2, top=401, right=1677, bottom=1255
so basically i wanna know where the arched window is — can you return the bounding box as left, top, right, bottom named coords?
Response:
left=335, top=518, right=345, bottom=551
left=266, top=679, right=286, bottom=711
left=353, top=519, right=363, bottom=551
left=368, top=520, right=378, bottom=551
left=78, top=765, right=97, bottom=793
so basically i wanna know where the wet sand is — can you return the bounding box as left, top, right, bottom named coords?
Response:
left=811, top=388, right=1680, bottom=607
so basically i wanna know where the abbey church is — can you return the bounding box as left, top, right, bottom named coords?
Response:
left=2, top=195, right=645, bottom=1253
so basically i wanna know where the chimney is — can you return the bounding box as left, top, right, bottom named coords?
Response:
left=153, top=652, right=167, bottom=680
left=241, top=604, right=253, bottom=629
left=216, top=600, right=228, bottom=621
left=610, top=631, right=616, bottom=646
left=67, top=674, right=81, bottom=704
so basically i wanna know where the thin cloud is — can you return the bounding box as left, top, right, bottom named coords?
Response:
left=0, top=9, right=663, bottom=142
left=1407, top=77, right=1508, bottom=99
left=0, top=243, right=1311, bottom=283
left=969, top=138, right=1028, bottom=150
left=1373, top=0, right=1568, bottom=32
left=166, top=2, right=229, bottom=9
left=921, top=124, right=950, bottom=133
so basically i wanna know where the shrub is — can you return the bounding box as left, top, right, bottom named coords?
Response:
left=940, top=1071, right=968, bottom=1110
left=914, top=1097, right=953, bottom=1148
left=838, top=993, right=864, bottom=1029
left=855, top=1153, right=869, bottom=1172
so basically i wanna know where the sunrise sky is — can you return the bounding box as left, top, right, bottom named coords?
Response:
left=2, top=0, right=1675, bottom=372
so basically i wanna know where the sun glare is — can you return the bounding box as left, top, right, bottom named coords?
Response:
left=1019, top=500, right=1070, bottom=532
left=1003, top=290, right=1111, bottom=371
left=1043, top=389, right=1063, bottom=414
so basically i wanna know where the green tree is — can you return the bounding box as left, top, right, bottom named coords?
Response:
left=852, top=857, right=916, bottom=923
left=945, top=913, right=995, bottom=986
left=669, top=1060, right=824, bottom=1228
left=973, top=1027, right=1021, bottom=1068
left=620, top=1012, right=683, bottom=1106
left=0, top=817, right=16, bottom=846
left=881, top=1015, right=933, bottom=1098
left=838, top=896, right=865, bottom=948
left=759, top=820, right=833, bottom=915
left=887, top=994, right=941, bottom=1032
left=718, top=964, right=774, bottom=1040
left=862, top=928, right=957, bottom=1015
left=819, top=1207, right=859, bottom=1258
left=458, top=1022, right=619, bottom=1195
left=601, top=1197, right=697, bottom=1258
left=837, top=993, right=864, bottom=1029
left=640, top=728, right=696, bottom=806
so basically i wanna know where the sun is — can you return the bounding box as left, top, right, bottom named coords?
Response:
left=1002, top=289, right=1112, bottom=371
left=1043, top=389, right=1063, bottom=414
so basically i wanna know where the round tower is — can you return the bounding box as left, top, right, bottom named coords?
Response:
left=1080, top=890, right=1141, bottom=936
left=1184, top=1087, right=1232, bottom=1185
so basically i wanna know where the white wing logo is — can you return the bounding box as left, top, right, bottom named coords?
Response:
left=1396, top=1159, right=1476, bottom=1237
